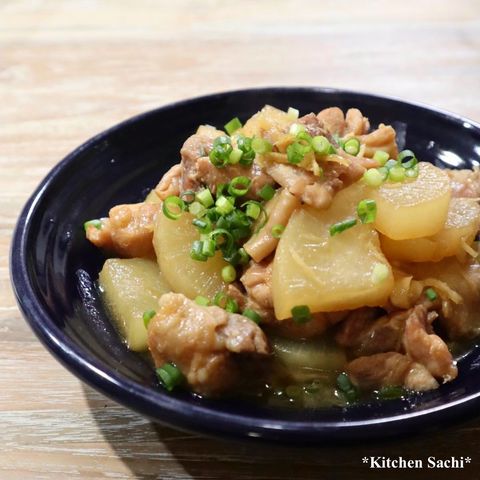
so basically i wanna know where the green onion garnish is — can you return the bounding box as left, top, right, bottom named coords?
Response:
left=237, top=136, right=255, bottom=166
left=259, top=184, right=276, bottom=201
left=188, top=201, right=205, bottom=217
left=192, top=217, right=212, bottom=234
left=371, top=263, right=389, bottom=284
left=271, top=224, right=285, bottom=238
left=84, top=219, right=102, bottom=231
left=228, top=148, right=243, bottom=164
left=376, top=385, right=407, bottom=400
left=251, top=137, right=273, bottom=154
left=221, top=265, right=237, bottom=283
left=180, top=190, right=196, bottom=205
left=287, top=107, right=299, bottom=120
left=209, top=228, right=234, bottom=252
left=162, top=195, right=185, bottom=220
left=405, top=164, right=420, bottom=178
left=214, top=291, right=239, bottom=313
left=385, top=159, right=398, bottom=170
left=215, top=195, right=235, bottom=215
left=373, top=150, right=389, bottom=166
left=224, top=117, right=242, bottom=135
left=362, top=168, right=384, bottom=187
left=156, top=363, right=184, bottom=391
left=291, top=305, right=312, bottom=324
left=242, top=308, right=263, bottom=324
left=195, top=295, right=210, bottom=306
left=397, top=149, right=418, bottom=169
left=287, top=141, right=311, bottom=164
left=357, top=199, right=377, bottom=224
left=425, top=288, right=437, bottom=301
left=202, top=238, right=216, bottom=257
left=246, top=202, right=261, bottom=220
left=388, top=165, right=406, bottom=182
left=311, top=135, right=332, bottom=155
left=329, top=218, right=357, bottom=236
left=190, top=240, right=208, bottom=261
left=336, top=373, right=358, bottom=402
left=143, top=309, right=156, bottom=328
left=343, top=138, right=360, bottom=156
left=209, top=136, right=233, bottom=167
left=228, top=176, right=251, bottom=197
left=195, top=188, right=214, bottom=208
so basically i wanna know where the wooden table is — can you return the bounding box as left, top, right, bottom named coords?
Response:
left=2, top=1, right=480, bottom=478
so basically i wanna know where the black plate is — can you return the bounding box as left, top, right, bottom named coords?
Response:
left=10, top=87, right=480, bottom=442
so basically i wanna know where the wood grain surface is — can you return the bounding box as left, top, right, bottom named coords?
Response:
left=2, top=1, right=480, bottom=479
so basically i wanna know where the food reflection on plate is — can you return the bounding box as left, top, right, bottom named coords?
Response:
left=84, top=104, right=480, bottom=408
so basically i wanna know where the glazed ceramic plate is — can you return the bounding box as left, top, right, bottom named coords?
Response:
left=10, top=87, right=480, bottom=442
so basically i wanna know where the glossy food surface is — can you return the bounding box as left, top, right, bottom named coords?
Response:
left=10, top=87, right=480, bottom=442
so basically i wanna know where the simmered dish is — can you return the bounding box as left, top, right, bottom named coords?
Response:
left=85, top=105, right=480, bottom=407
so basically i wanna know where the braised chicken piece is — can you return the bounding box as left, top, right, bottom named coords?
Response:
left=403, top=305, right=458, bottom=382
left=147, top=293, right=270, bottom=395
left=347, top=352, right=439, bottom=392
left=317, top=107, right=370, bottom=137
left=86, top=202, right=160, bottom=258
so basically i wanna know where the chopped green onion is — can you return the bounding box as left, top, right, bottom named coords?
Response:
left=156, top=363, right=184, bottom=392
left=188, top=201, right=205, bottom=217
left=143, top=309, right=156, bottom=328
left=192, top=217, right=212, bottom=234
left=242, top=200, right=268, bottom=232
left=195, top=295, right=210, bottom=306
left=405, top=164, right=420, bottom=178
left=196, top=188, right=214, bottom=207
left=287, top=141, right=311, bottom=164
left=425, top=288, right=437, bottom=301
left=377, top=166, right=389, bottom=181
left=209, top=136, right=232, bottom=167
left=287, top=107, right=299, bottom=120
left=214, top=291, right=239, bottom=313
left=236, top=247, right=250, bottom=266
left=84, top=219, right=102, bottom=231
left=336, top=373, right=358, bottom=402
left=246, top=202, right=261, bottom=220
left=329, top=218, right=357, bottom=236
left=228, top=176, right=251, bottom=197
left=388, top=165, right=406, bottom=182
left=289, top=123, right=306, bottom=136
left=215, top=195, right=235, bottom=215
left=271, top=224, right=285, bottom=238
left=251, top=137, right=272, bottom=154
left=291, top=305, right=312, bottom=324
left=296, top=131, right=313, bottom=144
left=242, top=308, right=263, bottom=324
left=202, top=239, right=216, bottom=257
left=221, top=265, right=237, bottom=283
left=372, top=263, right=389, bottom=284
left=385, top=159, right=398, bottom=170
left=311, top=135, right=331, bottom=155
left=373, top=150, right=389, bottom=166
left=190, top=240, right=208, bottom=261
left=237, top=136, right=255, bottom=166
left=216, top=183, right=227, bottom=197
left=397, top=149, right=418, bottom=169
left=343, top=138, right=360, bottom=156
left=362, top=168, right=384, bottom=187
left=357, top=199, right=377, bottom=224
left=376, top=385, right=407, bottom=400
left=228, top=148, right=243, bottom=164
left=209, top=229, right=234, bottom=252
left=224, top=117, right=242, bottom=135
left=162, top=195, right=185, bottom=220
left=259, top=184, right=276, bottom=201
left=180, top=190, right=196, bottom=205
